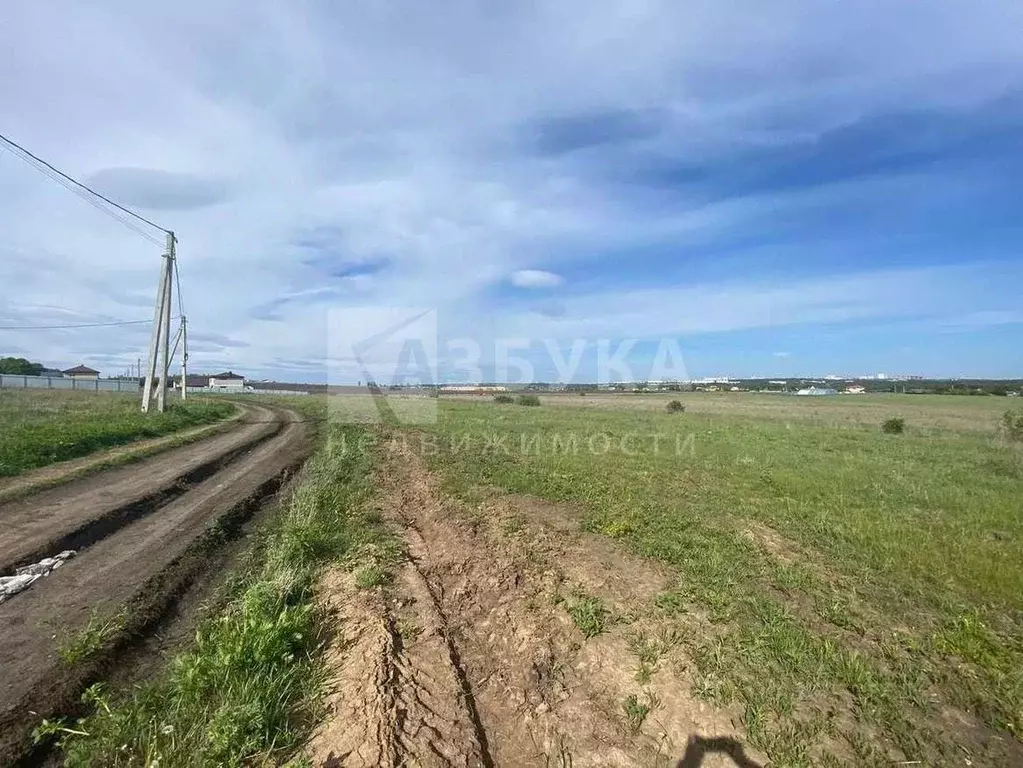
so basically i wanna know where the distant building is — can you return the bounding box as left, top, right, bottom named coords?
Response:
left=209, top=371, right=246, bottom=390
left=173, top=374, right=211, bottom=389
left=796, top=386, right=837, bottom=396
left=439, top=385, right=508, bottom=393
left=63, top=364, right=100, bottom=381
left=844, top=385, right=866, bottom=394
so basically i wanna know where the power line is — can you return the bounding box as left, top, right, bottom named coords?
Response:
left=0, top=132, right=170, bottom=244
left=0, top=317, right=179, bottom=331
left=26, top=159, right=165, bottom=247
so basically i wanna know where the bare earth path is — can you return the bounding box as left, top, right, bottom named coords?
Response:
left=0, top=402, right=313, bottom=764
left=0, top=401, right=279, bottom=575
left=0, top=400, right=246, bottom=503
left=306, top=436, right=764, bottom=768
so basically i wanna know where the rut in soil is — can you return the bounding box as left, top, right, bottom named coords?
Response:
left=306, top=436, right=760, bottom=768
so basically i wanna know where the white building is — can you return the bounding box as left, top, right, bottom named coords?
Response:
left=62, top=364, right=100, bottom=381
left=796, top=386, right=837, bottom=396
left=209, top=371, right=246, bottom=390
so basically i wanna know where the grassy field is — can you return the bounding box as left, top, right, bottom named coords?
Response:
left=422, top=393, right=1023, bottom=764
left=0, top=389, right=235, bottom=477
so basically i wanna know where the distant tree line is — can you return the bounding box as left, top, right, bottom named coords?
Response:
left=0, top=357, right=44, bottom=376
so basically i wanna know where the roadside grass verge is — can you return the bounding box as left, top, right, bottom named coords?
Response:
left=420, top=399, right=1023, bottom=764
left=0, top=390, right=234, bottom=477
left=56, top=608, right=130, bottom=667
left=41, top=425, right=394, bottom=766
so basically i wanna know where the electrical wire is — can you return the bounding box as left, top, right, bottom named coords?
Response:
left=0, top=142, right=164, bottom=247
left=0, top=317, right=180, bottom=331
left=170, top=319, right=184, bottom=361
left=0, top=132, right=171, bottom=242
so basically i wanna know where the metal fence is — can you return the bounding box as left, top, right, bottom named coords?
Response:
left=1, top=375, right=309, bottom=397
left=0, top=374, right=140, bottom=392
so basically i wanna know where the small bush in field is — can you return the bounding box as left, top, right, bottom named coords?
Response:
left=665, top=400, right=685, bottom=414
left=1003, top=409, right=1023, bottom=442
left=881, top=417, right=905, bottom=434
left=517, top=394, right=541, bottom=407
left=493, top=394, right=514, bottom=404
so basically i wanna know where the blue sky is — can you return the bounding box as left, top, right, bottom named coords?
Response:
left=1, top=2, right=1022, bottom=382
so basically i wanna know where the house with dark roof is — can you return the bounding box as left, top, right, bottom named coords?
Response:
left=63, top=364, right=100, bottom=381
left=209, top=371, right=246, bottom=390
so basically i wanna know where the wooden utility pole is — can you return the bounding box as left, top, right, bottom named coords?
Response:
left=142, top=231, right=176, bottom=413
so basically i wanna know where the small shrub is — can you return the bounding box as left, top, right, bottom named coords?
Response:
left=517, top=394, right=541, bottom=407
left=881, top=417, right=905, bottom=434
left=578, top=391, right=587, bottom=396
left=493, top=394, right=514, bottom=404
left=665, top=400, right=685, bottom=414
left=1002, top=409, right=1023, bottom=442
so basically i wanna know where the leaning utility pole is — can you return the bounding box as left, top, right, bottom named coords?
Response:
left=141, top=232, right=176, bottom=413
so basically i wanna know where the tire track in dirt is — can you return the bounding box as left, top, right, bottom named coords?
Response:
left=0, top=400, right=248, bottom=503
left=0, top=404, right=313, bottom=766
left=308, top=545, right=491, bottom=767
left=0, top=401, right=279, bottom=576
left=306, top=436, right=762, bottom=768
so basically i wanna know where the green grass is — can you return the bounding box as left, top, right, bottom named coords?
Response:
left=563, top=593, right=610, bottom=638
left=57, top=608, right=129, bottom=667
left=42, top=425, right=394, bottom=766
left=622, top=693, right=653, bottom=731
left=0, top=390, right=234, bottom=477
left=354, top=563, right=392, bottom=589
left=422, top=397, right=1023, bottom=764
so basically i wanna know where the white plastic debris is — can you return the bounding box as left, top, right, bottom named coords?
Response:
left=0, top=550, right=76, bottom=603
left=16, top=550, right=75, bottom=576
left=0, top=573, right=41, bottom=602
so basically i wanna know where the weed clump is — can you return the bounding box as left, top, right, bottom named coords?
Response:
left=564, top=594, right=609, bottom=638
left=517, top=394, right=541, bottom=407
left=493, top=394, right=514, bottom=404
left=622, top=693, right=654, bottom=731
left=665, top=400, right=685, bottom=414
left=354, top=564, right=392, bottom=589
left=881, top=417, right=905, bottom=434
left=1002, top=409, right=1023, bottom=442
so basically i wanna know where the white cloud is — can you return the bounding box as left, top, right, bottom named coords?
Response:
left=0, top=2, right=1020, bottom=379
left=773, top=351, right=792, bottom=358
left=509, top=270, right=564, bottom=289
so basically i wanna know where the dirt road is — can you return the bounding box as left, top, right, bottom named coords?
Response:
left=0, top=401, right=313, bottom=765
left=306, top=437, right=764, bottom=768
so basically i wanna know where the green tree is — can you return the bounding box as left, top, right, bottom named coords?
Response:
left=0, top=357, right=44, bottom=376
